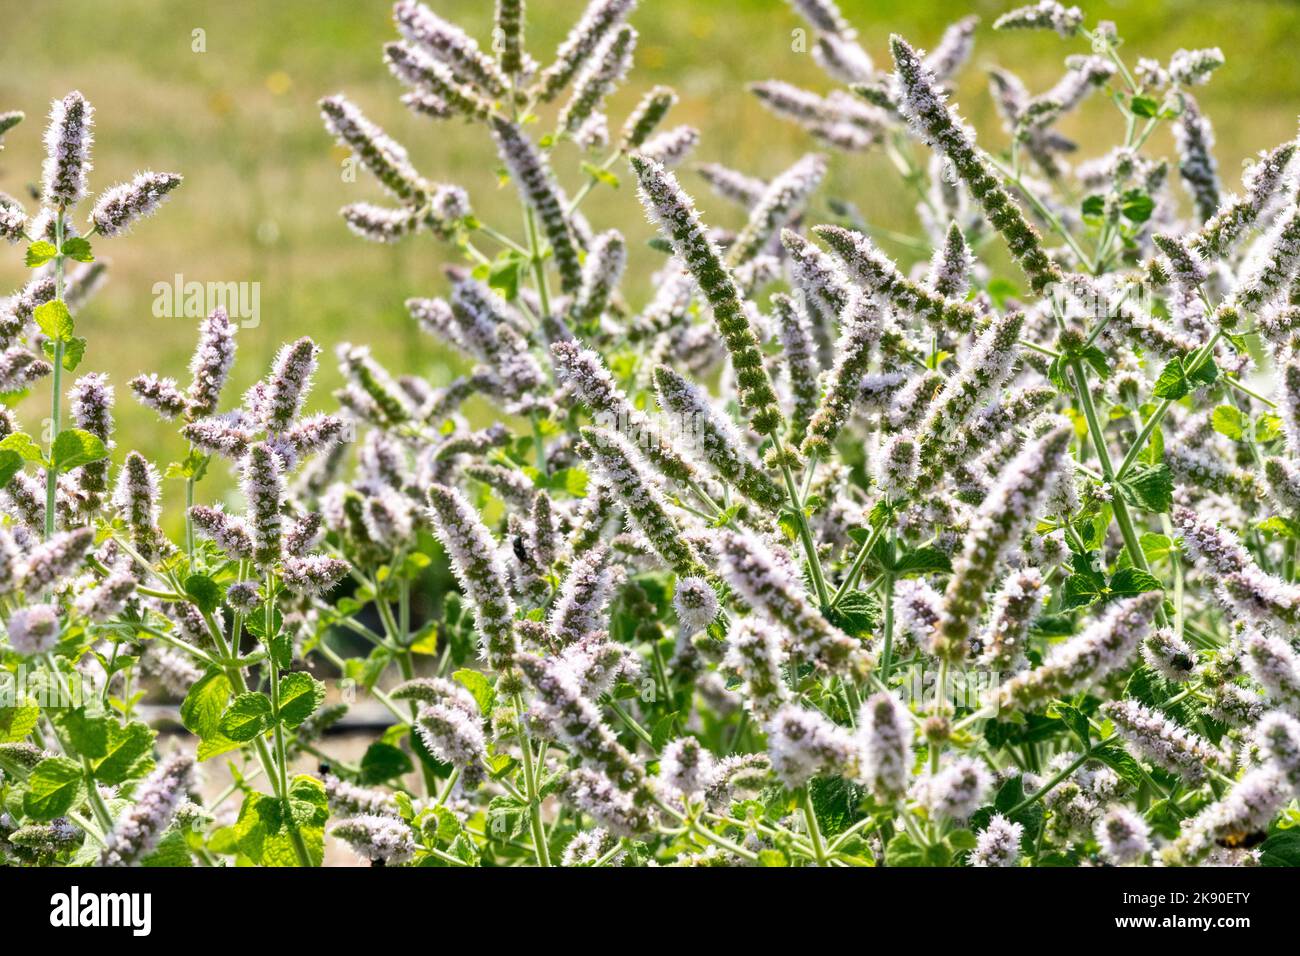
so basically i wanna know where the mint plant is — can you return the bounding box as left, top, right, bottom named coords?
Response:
left=2, top=0, right=1300, bottom=869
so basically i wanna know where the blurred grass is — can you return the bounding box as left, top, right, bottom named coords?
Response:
left=1, top=0, right=1298, bottom=510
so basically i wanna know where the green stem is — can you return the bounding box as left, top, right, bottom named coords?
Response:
left=831, top=516, right=887, bottom=608
left=513, top=692, right=551, bottom=867
left=1005, top=733, right=1120, bottom=816
left=44, top=211, right=66, bottom=544
left=771, top=431, right=832, bottom=610
left=799, top=787, right=829, bottom=866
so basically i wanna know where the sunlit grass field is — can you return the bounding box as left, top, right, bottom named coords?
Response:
left=2, top=0, right=1298, bottom=515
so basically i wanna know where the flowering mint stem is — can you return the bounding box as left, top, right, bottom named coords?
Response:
left=44, top=211, right=66, bottom=543
left=1004, top=733, right=1120, bottom=817
left=513, top=692, right=552, bottom=867
left=771, top=430, right=832, bottom=610
left=830, top=515, right=887, bottom=608
left=879, top=570, right=897, bottom=683
left=203, top=598, right=312, bottom=868
left=1114, top=330, right=1223, bottom=480
left=1066, top=357, right=1164, bottom=624
left=799, top=787, right=829, bottom=865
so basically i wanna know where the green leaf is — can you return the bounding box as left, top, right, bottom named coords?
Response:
left=1257, top=414, right=1284, bottom=445
left=51, top=428, right=108, bottom=473
left=276, top=672, right=325, bottom=729
left=34, top=299, right=74, bottom=341
left=164, top=450, right=211, bottom=481
left=184, top=573, right=223, bottom=615
left=826, top=590, right=880, bottom=636
left=1211, top=404, right=1245, bottom=440
left=1139, top=532, right=1173, bottom=563
left=893, top=546, right=952, bottom=576
left=24, top=757, right=86, bottom=820
left=1049, top=702, right=1092, bottom=746
left=60, top=236, right=94, bottom=262
left=25, top=240, right=57, bottom=268
left=0, top=432, right=47, bottom=465
left=57, top=708, right=110, bottom=759
left=0, top=449, right=22, bottom=488
left=946, top=828, right=978, bottom=851
left=245, top=605, right=283, bottom=643
left=1080, top=194, right=1106, bottom=220
left=93, top=720, right=156, bottom=785
left=1151, top=355, right=1216, bottom=402
left=181, top=670, right=242, bottom=761
left=1093, top=743, right=1145, bottom=789
left=757, top=848, right=789, bottom=866
left=650, top=711, right=679, bottom=752
left=141, top=828, right=192, bottom=867
left=1130, top=94, right=1160, bottom=118
left=1062, top=572, right=1104, bottom=609
left=1152, top=359, right=1190, bottom=400
left=487, top=255, right=522, bottom=301
left=883, top=831, right=927, bottom=867
left=359, top=742, right=414, bottom=785
left=808, top=775, right=864, bottom=837
left=581, top=161, right=621, bottom=188
left=1259, top=830, right=1300, bottom=867
left=1119, top=188, right=1154, bottom=223
left=452, top=668, right=495, bottom=717
left=234, top=775, right=328, bottom=866
left=1117, top=463, right=1173, bottom=513
left=1109, top=567, right=1163, bottom=597
left=0, top=701, right=40, bottom=743
left=43, top=335, right=87, bottom=372
left=1258, top=515, right=1300, bottom=539
left=219, top=692, right=274, bottom=742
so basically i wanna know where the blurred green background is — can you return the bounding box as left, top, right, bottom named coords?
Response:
left=2, top=0, right=1298, bottom=511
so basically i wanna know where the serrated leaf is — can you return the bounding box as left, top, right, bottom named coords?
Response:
left=219, top=692, right=273, bottom=742
left=893, top=546, right=952, bottom=576
left=581, top=161, right=620, bottom=188
left=234, top=776, right=327, bottom=866
left=1257, top=414, right=1284, bottom=445
left=827, top=589, right=880, bottom=636
left=51, top=428, right=108, bottom=473
left=650, top=711, right=679, bottom=752
left=42, top=334, right=87, bottom=372
left=23, top=756, right=84, bottom=821
left=452, top=668, right=494, bottom=716
left=60, top=236, right=94, bottom=262
left=1108, top=567, right=1163, bottom=597
left=0, top=432, right=47, bottom=465
left=1049, top=701, right=1092, bottom=746
left=1259, top=830, right=1300, bottom=867
left=93, top=720, right=156, bottom=785
left=1211, top=404, right=1245, bottom=440
left=57, top=708, right=109, bottom=759
left=0, top=701, right=40, bottom=743
left=1119, top=188, right=1154, bottom=223
left=34, top=300, right=74, bottom=341
left=1130, top=95, right=1160, bottom=118
left=1118, top=463, right=1173, bottom=513
left=25, top=240, right=57, bottom=268
left=1093, top=743, right=1145, bottom=788
left=359, top=741, right=413, bottom=785
left=1062, top=572, right=1103, bottom=609
left=276, top=672, right=325, bottom=729
left=487, top=256, right=522, bottom=301
left=0, top=449, right=22, bottom=488
left=180, top=575, right=220, bottom=616
left=1139, top=532, right=1173, bottom=563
